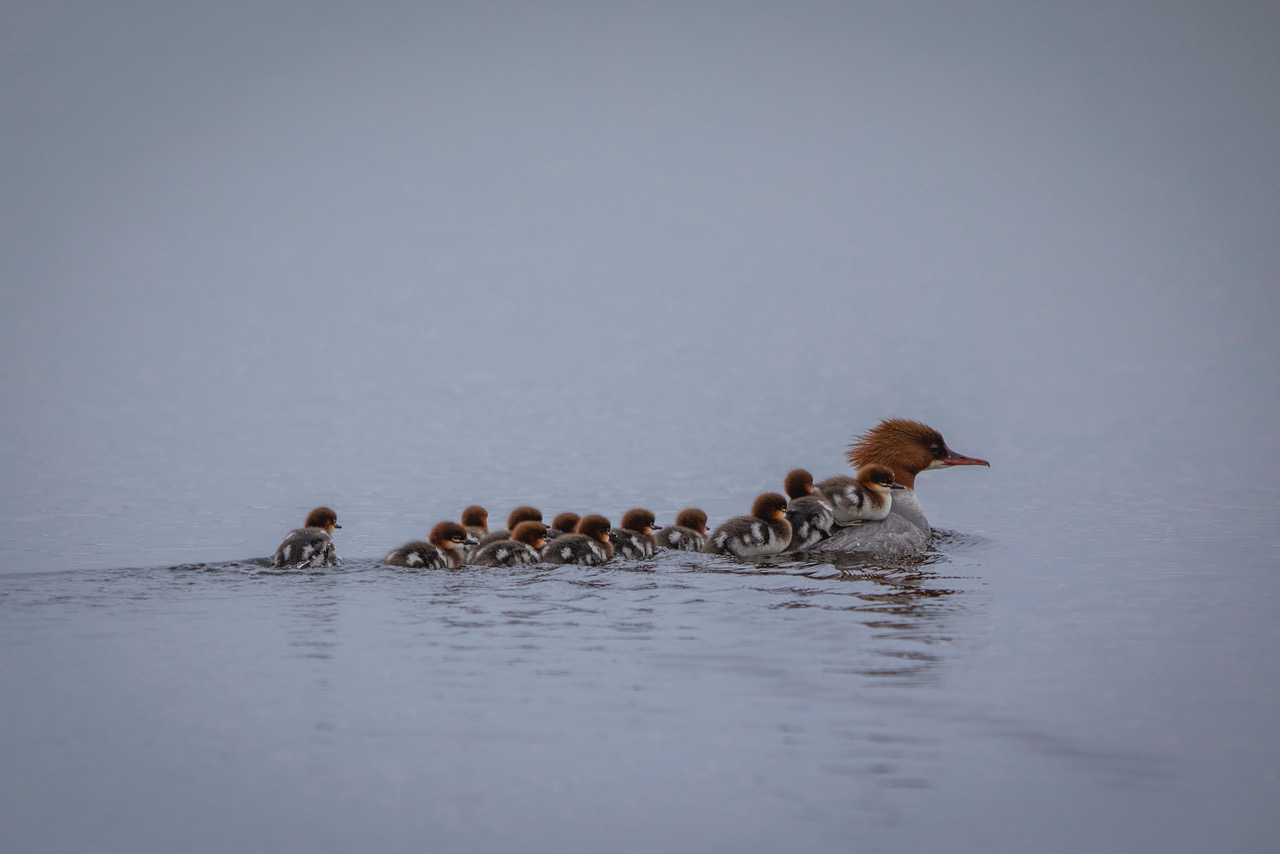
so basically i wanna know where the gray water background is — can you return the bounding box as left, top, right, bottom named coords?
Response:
left=2, top=2, right=1278, bottom=851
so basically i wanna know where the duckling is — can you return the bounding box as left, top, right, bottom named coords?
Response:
left=469, top=505, right=543, bottom=558
left=384, top=521, right=473, bottom=569
left=460, top=505, right=490, bottom=542
left=657, top=507, right=709, bottom=551
left=541, top=515, right=614, bottom=566
left=782, top=468, right=836, bottom=550
left=468, top=520, right=548, bottom=567
left=546, top=512, right=581, bottom=543
left=814, top=464, right=905, bottom=525
left=784, top=468, right=829, bottom=504
left=608, top=508, right=659, bottom=559
left=702, top=493, right=792, bottom=557
left=272, top=507, right=341, bottom=568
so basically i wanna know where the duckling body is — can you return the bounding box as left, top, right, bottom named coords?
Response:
left=541, top=515, right=614, bottom=566
left=702, top=494, right=792, bottom=558
left=272, top=507, right=341, bottom=568
left=470, top=506, right=543, bottom=559
left=657, top=508, right=708, bottom=551
left=782, top=469, right=836, bottom=550
left=815, top=465, right=903, bottom=525
left=469, top=520, right=548, bottom=567
left=785, top=496, right=836, bottom=550
left=384, top=521, right=472, bottom=569
left=608, top=508, right=658, bottom=560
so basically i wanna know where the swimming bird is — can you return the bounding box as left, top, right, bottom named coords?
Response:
left=541, top=514, right=615, bottom=566
left=470, top=506, right=543, bottom=557
left=815, top=419, right=989, bottom=555
left=460, top=505, right=490, bottom=542
left=702, top=493, right=792, bottom=558
left=814, top=464, right=905, bottom=526
left=384, top=521, right=473, bottom=569
left=658, top=507, right=709, bottom=551
left=468, top=520, right=549, bottom=567
left=272, top=507, right=341, bottom=569
left=782, top=469, right=836, bottom=551
left=547, top=512, right=582, bottom=542
left=609, top=508, right=659, bottom=559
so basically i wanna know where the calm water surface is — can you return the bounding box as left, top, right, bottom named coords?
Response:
left=3, top=487, right=1277, bottom=853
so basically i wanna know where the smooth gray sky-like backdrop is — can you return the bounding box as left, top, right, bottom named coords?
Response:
left=2, top=1, right=1278, bottom=569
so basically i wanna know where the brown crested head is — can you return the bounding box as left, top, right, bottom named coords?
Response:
left=461, top=505, right=488, bottom=529
left=783, top=469, right=815, bottom=499
left=575, top=514, right=612, bottom=542
left=845, top=419, right=990, bottom=489
left=304, top=507, right=340, bottom=531
left=429, top=521, right=470, bottom=550
left=856, top=464, right=902, bottom=492
left=674, top=507, right=708, bottom=534
left=510, top=520, right=548, bottom=547
left=750, top=493, right=789, bottom=521
left=551, top=512, right=581, bottom=535
left=620, top=508, right=656, bottom=534
left=506, top=505, right=543, bottom=530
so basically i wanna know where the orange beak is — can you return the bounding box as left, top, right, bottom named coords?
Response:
left=942, top=450, right=990, bottom=468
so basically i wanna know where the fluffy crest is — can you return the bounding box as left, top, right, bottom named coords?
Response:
left=506, top=506, right=543, bottom=530
left=304, top=507, right=340, bottom=530
left=750, top=493, right=789, bottom=519
left=461, top=506, right=488, bottom=528
left=846, top=418, right=988, bottom=489
left=510, top=521, right=548, bottom=546
left=783, top=469, right=815, bottom=499
left=429, top=521, right=469, bottom=548
left=575, top=515, right=612, bottom=541
left=856, top=464, right=900, bottom=490
left=551, top=512, right=581, bottom=535
left=620, top=508, right=656, bottom=533
left=674, top=508, right=708, bottom=533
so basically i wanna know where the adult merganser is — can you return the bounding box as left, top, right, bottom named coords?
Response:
left=460, top=505, right=489, bottom=542
left=814, top=464, right=905, bottom=525
left=702, top=493, right=792, bottom=558
left=609, top=508, right=659, bottom=559
left=272, top=507, right=341, bottom=568
left=815, top=419, right=989, bottom=555
left=470, top=506, right=543, bottom=557
left=782, top=469, right=836, bottom=551
left=384, top=521, right=473, bottom=569
left=547, top=512, right=581, bottom=542
left=658, top=507, right=709, bottom=551
left=468, top=520, right=549, bottom=567
left=542, top=514, right=615, bottom=565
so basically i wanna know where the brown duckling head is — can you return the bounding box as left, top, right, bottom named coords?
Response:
left=551, top=512, right=581, bottom=535
left=575, top=514, right=612, bottom=543
left=619, top=508, right=657, bottom=535
left=304, top=507, right=340, bottom=533
left=750, top=493, right=789, bottom=521
left=783, top=469, right=815, bottom=499
left=429, top=521, right=471, bottom=551
left=506, top=505, right=543, bottom=530
left=510, top=520, right=549, bottom=550
left=673, top=507, right=708, bottom=534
